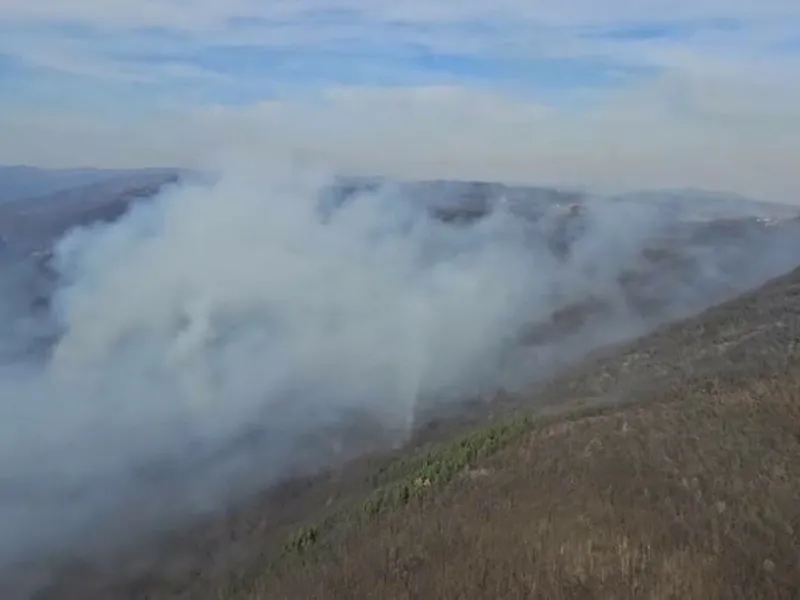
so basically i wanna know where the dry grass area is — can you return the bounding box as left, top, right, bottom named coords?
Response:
left=29, top=266, right=800, bottom=599
left=253, top=370, right=800, bottom=600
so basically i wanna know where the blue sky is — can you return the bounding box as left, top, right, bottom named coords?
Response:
left=0, top=4, right=792, bottom=108
left=1, top=1, right=799, bottom=201
left=0, top=17, right=664, bottom=105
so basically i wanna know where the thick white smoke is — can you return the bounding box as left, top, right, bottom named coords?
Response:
left=1, top=159, right=799, bottom=591
left=0, top=163, right=553, bottom=570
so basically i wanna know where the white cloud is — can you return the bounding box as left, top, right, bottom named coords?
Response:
left=2, top=0, right=798, bottom=86
left=2, top=76, right=799, bottom=203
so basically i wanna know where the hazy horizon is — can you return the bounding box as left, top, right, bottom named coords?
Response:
left=1, top=1, right=800, bottom=203
left=0, top=165, right=796, bottom=210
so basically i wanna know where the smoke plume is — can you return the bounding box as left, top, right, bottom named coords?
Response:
left=1, top=160, right=799, bottom=588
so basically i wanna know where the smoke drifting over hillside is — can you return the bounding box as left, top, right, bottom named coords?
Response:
left=1, top=161, right=799, bottom=588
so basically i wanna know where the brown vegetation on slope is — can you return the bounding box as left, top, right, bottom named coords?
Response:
left=236, top=265, right=800, bottom=599
left=257, top=375, right=800, bottom=599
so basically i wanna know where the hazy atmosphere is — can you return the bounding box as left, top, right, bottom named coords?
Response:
left=2, top=2, right=800, bottom=599
left=2, top=1, right=800, bottom=202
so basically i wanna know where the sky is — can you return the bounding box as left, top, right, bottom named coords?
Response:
left=1, top=1, right=800, bottom=201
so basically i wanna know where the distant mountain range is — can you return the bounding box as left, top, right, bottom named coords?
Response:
left=0, top=168, right=188, bottom=254
left=325, top=176, right=799, bottom=224
left=1, top=166, right=797, bottom=326
left=0, top=166, right=196, bottom=205
left=1, top=167, right=798, bottom=255
left=606, top=188, right=800, bottom=222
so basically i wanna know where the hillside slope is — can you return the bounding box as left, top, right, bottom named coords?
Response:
left=240, top=264, right=800, bottom=600
left=250, top=266, right=800, bottom=600
left=0, top=166, right=187, bottom=205
left=30, top=263, right=800, bottom=599
left=0, top=170, right=183, bottom=252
